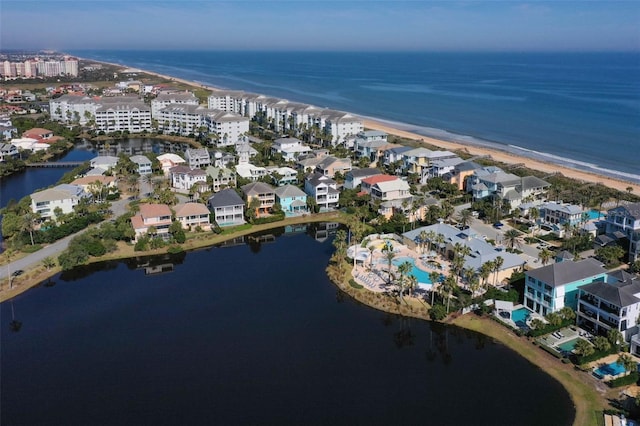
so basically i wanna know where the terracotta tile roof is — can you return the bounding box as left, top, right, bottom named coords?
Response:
left=361, top=174, right=398, bottom=185
left=139, top=203, right=172, bottom=219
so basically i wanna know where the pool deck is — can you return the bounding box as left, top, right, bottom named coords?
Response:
left=349, top=235, right=451, bottom=294
left=589, top=353, right=640, bottom=381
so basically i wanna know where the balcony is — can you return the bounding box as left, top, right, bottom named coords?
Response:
left=599, top=303, right=620, bottom=316
left=600, top=317, right=619, bottom=328
left=580, top=294, right=598, bottom=307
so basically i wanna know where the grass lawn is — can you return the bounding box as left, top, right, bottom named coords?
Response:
left=453, top=314, right=611, bottom=426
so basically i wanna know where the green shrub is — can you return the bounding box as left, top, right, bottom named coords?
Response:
left=429, top=304, right=447, bottom=321
left=21, top=244, right=42, bottom=253
left=575, top=347, right=618, bottom=365
left=167, top=245, right=184, bottom=254
left=608, top=371, right=639, bottom=388
left=349, top=279, right=363, bottom=289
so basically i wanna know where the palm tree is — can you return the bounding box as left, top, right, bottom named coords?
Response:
left=457, top=209, right=473, bottom=229
left=407, top=275, right=418, bottom=297
left=443, top=273, right=457, bottom=313
left=397, top=261, right=413, bottom=303
left=434, top=233, right=445, bottom=256
left=617, top=353, right=636, bottom=376
left=493, top=256, right=504, bottom=286
left=538, top=248, right=553, bottom=265
left=480, top=261, right=493, bottom=289
left=21, top=211, right=40, bottom=246
left=429, top=270, right=440, bottom=306
left=368, top=245, right=376, bottom=270
left=419, top=230, right=428, bottom=254
left=503, top=229, right=522, bottom=251
left=42, top=256, right=56, bottom=271
left=382, top=242, right=396, bottom=285
left=332, top=229, right=347, bottom=260
left=529, top=207, right=539, bottom=236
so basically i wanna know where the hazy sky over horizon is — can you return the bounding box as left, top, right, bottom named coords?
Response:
left=2, top=1, right=639, bottom=52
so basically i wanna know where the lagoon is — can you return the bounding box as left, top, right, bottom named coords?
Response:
left=1, top=229, right=574, bottom=425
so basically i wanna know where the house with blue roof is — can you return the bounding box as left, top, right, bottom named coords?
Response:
left=275, top=185, right=308, bottom=215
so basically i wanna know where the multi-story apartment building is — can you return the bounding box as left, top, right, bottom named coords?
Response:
left=205, top=110, right=249, bottom=146
left=156, top=104, right=208, bottom=136
left=605, top=202, right=640, bottom=262
left=50, top=94, right=98, bottom=124
left=151, top=91, right=199, bottom=117
left=95, top=100, right=152, bottom=133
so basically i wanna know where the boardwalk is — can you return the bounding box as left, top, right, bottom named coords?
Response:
left=26, top=161, right=84, bottom=168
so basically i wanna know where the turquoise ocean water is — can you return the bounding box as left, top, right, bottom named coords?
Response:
left=71, top=50, right=640, bottom=182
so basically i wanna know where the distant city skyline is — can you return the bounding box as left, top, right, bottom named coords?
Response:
left=1, top=1, right=639, bottom=52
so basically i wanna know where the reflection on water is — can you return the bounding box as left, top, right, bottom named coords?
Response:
left=1, top=227, right=574, bottom=425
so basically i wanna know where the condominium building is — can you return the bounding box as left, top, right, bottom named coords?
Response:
left=94, top=97, right=152, bottom=133
left=151, top=91, right=199, bottom=117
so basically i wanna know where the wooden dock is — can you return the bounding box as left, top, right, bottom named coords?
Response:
left=26, top=161, right=84, bottom=168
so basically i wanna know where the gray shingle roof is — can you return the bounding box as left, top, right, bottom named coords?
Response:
left=274, top=184, right=306, bottom=198
left=208, top=188, right=243, bottom=208
left=580, top=271, right=640, bottom=307
left=526, top=258, right=605, bottom=288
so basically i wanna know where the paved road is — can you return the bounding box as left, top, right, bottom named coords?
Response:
left=0, top=197, right=132, bottom=281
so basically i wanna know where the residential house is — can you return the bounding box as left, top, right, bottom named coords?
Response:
left=315, top=156, right=352, bottom=178
left=130, top=155, right=152, bottom=175
left=524, top=258, right=607, bottom=316
left=211, top=150, right=236, bottom=168
left=403, top=148, right=458, bottom=176
left=23, top=127, right=54, bottom=141
left=424, top=157, right=464, bottom=181
left=267, top=166, right=298, bottom=186
left=170, top=165, right=207, bottom=191
left=0, top=143, right=18, bottom=161
left=403, top=223, right=525, bottom=284
left=90, top=155, right=119, bottom=172
left=274, top=185, right=308, bottom=215
left=173, top=202, right=211, bottom=231
left=383, top=146, right=413, bottom=168
left=131, top=203, right=173, bottom=241
left=30, top=184, right=89, bottom=220
left=577, top=270, right=640, bottom=344
left=242, top=181, right=276, bottom=217
left=157, top=153, right=186, bottom=176
left=185, top=148, right=211, bottom=169
left=236, top=143, right=258, bottom=164
left=271, top=137, right=311, bottom=161
left=70, top=175, right=118, bottom=200
left=354, top=139, right=398, bottom=166
left=540, top=202, right=586, bottom=236
left=369, top=178, right=412, bottom=204
left=304, top=173, right=339, bottom=210
left=605, top=202, right=640, bottom=262
left=205, top=166, right=236, bottom=192
left=235, top=163, right=268, bottom=181
left=442, top=161, right=482, bottom=191
left=360, top=174, right=399, bottom=196
left=344, top=168, right=382, bottom=190
left=208, top=188, right=245, bottom=227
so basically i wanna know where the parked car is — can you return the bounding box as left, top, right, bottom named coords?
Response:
left=493, top=222, right=504, bottom=229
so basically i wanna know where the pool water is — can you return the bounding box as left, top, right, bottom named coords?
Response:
left=587, top=210, right=602, bottom=220
left=595, top=362, right=626, bottom=377
left=557, top=338, right=582, bottom=353
left=511, top=308, right=531, bottom=326
left=392, top=257, right=442, bottom=284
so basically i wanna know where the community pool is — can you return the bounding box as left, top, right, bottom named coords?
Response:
left=392, top=257, right=442, bottom=284
left=511, top=307, right=531, bottom=326
left=594, top=361, right=627, bottom=377
left=556, top=338, right=582, bottom=353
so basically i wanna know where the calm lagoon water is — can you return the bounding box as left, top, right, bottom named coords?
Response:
left=1, top=228, right=574, bottom=425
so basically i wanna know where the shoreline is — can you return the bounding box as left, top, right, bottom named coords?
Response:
left=79, top=55, right=640, bottom=192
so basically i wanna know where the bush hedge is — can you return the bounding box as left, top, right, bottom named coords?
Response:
left=528, top=319, right=574, bottom=337
left=575, top=347, right=618, bottom=365
left=608, top=371, right=639, bottom=388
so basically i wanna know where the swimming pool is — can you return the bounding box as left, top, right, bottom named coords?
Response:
left=556, top=337, right=582, bottom=353
left=594, top=361, right=626, bottom=377
left=511, top=307, right=531, bottom=326
left=392, top=257, right=441, bottom=284
left=587, top=210, right=602, bottom=220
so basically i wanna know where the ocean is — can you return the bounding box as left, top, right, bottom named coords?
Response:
left=70, top=50, right=640, bottom=182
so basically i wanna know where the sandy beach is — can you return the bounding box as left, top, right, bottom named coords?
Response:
left=94, top=58, right=640, bottom=194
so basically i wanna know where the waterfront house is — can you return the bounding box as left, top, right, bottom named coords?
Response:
left=539, top=202, right=585, bottom=236
left=170, top=165, right=207, bottom=191
left=205, top=166, right=236, bottom=192
left=23, top=127, right=56, bottom=142
left=70, top=175, right=118, bottom=200
left=304, top=172, right=339, bottom=210
left=208, top=188, right=245, bottom=227
left=130, top=155, right=152, bottom=175
left=242, top=181, right=276, bottom=217
left=442, top=161, right=483, bottom=191
left=0, top=143, right=19, bottom=162
left=605, top=202, right=640, bottom=262
left=131, top=203, right=173, bottom=241
left=90, top=155, right=119, bottom=172
left=344, top=168, right=382, bottom=190
left=173, top=202, right=211, bottom=231
left=577, top=270, right=640, bottom=344
left=30, top=184, right=89, bottom=221
left=185, top=148, right=211, bottom=169
left=235, top=162, right=268, bottom=181
left=274, top=184, right=308, bottom=215
left=524, top=258, right=606, bottom=316
left=402, top=148, right=458, bottom=176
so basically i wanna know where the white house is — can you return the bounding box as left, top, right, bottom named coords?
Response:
left=271, top=137, right=311, bottom=161
left=185, top=148, right=211, bottom=169
left=157, top=153, right=186, bottom=176
left=170, top=165, right=207, bottom=191
left=130, top=155, right=152, bottom=175
left=304, top=172, right=339, bottom=210
left=30, top=184, right=89, bottom=220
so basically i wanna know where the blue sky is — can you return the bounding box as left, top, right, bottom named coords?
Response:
left=1, top=1, right=639, bottom=51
